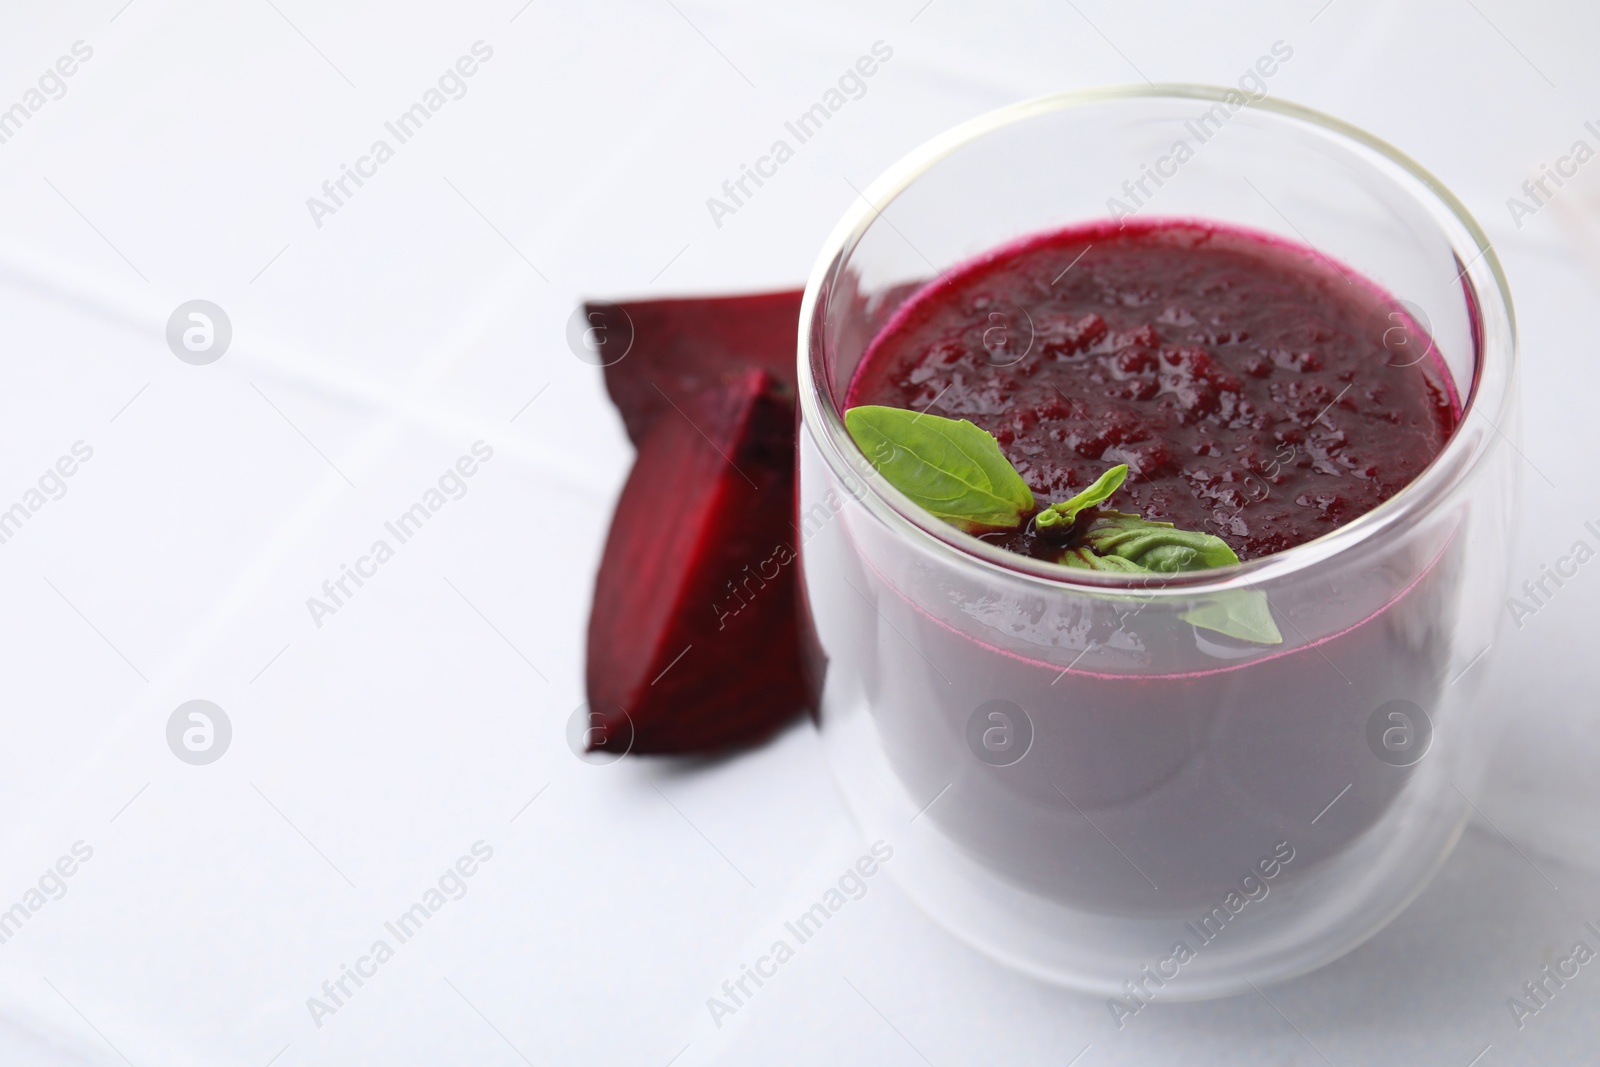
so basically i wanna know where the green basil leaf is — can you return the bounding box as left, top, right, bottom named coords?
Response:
left=1034, top=464, right=1128, bottom=534
left=1062, top=509, right=1275, bottom=642
left=1180, top=592, right=1285, bottom=645
left=1077, top=512, right=1241, bottom=572
left=1058, top=547, right=1152, bottom=573
left=844, top=405, right=1035, bottom=533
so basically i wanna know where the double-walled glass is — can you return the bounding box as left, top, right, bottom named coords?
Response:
left=796, top=87, right=1518, bottom=998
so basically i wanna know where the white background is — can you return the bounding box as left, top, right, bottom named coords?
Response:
left=0, top=0, right=1597, bottom=1063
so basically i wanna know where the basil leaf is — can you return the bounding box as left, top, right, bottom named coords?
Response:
left=1062, top=509, right=1277, bottom=642
left=844, top=405, right=1035, bottom=533
left=1059, top=547, right=1152, bottom=573
left=1180, top=592, right=1284, bottom=645
left=1035, top=464, right=1128, bottom=535
left=1077, top=512, right=1241, bottom=572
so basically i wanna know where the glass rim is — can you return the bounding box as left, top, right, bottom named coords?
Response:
left=797, top=83, right=1517, bottom=598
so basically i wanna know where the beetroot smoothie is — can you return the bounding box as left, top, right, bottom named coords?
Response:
left=809, top=220, right=1467, bottom=917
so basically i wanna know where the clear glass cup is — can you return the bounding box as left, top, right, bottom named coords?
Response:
left=795, top=86, right=1518, bottom=999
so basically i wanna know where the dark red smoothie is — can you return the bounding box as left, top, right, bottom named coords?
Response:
left=808, top=219, right=1472, bottom=920
left=844, top=219, right=1458, bottom=560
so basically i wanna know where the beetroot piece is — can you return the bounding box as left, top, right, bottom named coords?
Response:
left=587, top=290, right=803, bottom=445
left=586, top=366, right=809, bottom=754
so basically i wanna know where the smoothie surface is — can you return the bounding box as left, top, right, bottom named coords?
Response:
left=844, top=219, right=1460, bottom=560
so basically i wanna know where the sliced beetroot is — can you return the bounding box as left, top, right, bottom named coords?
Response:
left=586, top=367, right=808, bottom=754
left=583, top=289, right=815, bottom=754
left=587, top=290, right=803, bottom=445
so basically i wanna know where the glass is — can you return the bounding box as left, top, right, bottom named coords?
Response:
left=795, top=86, right=1518, bottom=998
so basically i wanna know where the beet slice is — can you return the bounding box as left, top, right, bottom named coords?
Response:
left=586, top=367, right=808, bottom=754
left=587, top=290, right=803, bottom=445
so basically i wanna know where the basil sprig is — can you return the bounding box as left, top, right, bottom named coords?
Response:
left=844, top=404, right=1282, bottom=643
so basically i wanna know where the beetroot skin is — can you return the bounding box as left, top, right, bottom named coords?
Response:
left=585, top=292, right=810, bottom=754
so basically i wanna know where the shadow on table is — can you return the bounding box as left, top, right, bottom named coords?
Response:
left=1077, top=824, right=1600, bottom=1064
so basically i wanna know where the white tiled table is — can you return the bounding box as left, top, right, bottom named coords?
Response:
left=0, top=0, right=1597, bottom=1062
